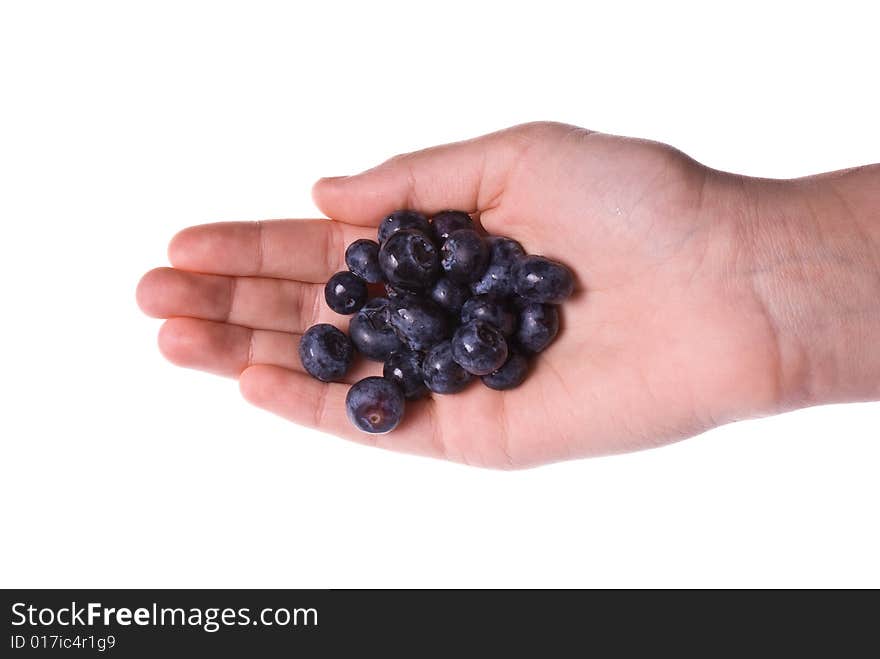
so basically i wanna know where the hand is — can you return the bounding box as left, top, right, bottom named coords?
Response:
left=136, top=122, right=879, bottom=468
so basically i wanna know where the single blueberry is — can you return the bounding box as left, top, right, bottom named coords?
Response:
left=345, top=239, right=383, bottom=283
left=488, top=235, right=526, bottom=262
left=324, top=271, right=368, bottom=315
left=384, top=282, right=420, bottom=304
left=377, top=210, right=430, bottom=244
left=440, top=229, right=489, bottom=283
left=389, top=296, right=450, bottom=352
left=430, top=210, right=474, bottom=244
left=513, top=255, right=574, bottom=304
left=383, top=349, right=428, bottom=400
left=515, top=303, right=559, bottom=354
left=422, top=341, right=473, bottom=394
left=298, top=324, right=354, bottom=382
left=378, top=228, right=440, bottom=289
left=460, top=294, right=516, bottom=336
left=481, top=352, right=529, bottom=390
left=346, top=376, right=405, bottom=434
left=348, top=297, right=403, bottom=361
left=429, top=277, right=471, bottom=314
left=451, top=320, right=509, bottom=376
left=471, top=236, right=525, bottom=298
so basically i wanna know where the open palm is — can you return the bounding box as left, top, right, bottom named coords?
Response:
left=138, top=122, right=779, bottom=468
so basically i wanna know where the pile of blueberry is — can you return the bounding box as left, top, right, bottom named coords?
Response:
left=298, top=210, right=574, bottom=434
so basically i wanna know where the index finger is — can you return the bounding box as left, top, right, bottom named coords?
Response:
left=168, top=219, right=375, bottom=282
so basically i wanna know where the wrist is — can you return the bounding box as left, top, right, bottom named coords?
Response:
left=726, top=166, right=880, bottom=410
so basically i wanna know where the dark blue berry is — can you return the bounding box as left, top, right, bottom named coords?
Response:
left=515, top=303, right=559, bottom=354
left=345, top=239, right=383, bottom=283
left=460, top=294, right=516, bottom=336
left=384, top=282, right=419, bottom=304
left=481, top=352, right=529, bottom=390
left=346, top=376, right=405, bottom=434
left=324, top=271, right=368, bottom=314
left=489, top=235, right=525, bottom=261
left=471, top=236, right=525, bottom=298
left=379, top=228, right=440, bottom=289
left=328, top=210, right=568, bottom=421
left=514, top=255, right=574, bottom=304
left=429, top=277, right=471, bottom=314
left=451, top=320, right=508, bottom=376
left=348, top=297, right=402, bottom=361
left=389, top=296, right=450, bottom=352
left=440, top=229, right=489, bottom=283
left=377, top=210, right=430, bottom=244
left=298, top=324, right=354, bottom=382
left=383, top=349, right=428, bottom=400
left=430, top=210, right=474, bottom=243
left=422, top=341, right=473, bottom=394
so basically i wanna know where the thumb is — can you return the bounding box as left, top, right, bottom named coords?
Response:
left=311, top=124, right=536, bottom=226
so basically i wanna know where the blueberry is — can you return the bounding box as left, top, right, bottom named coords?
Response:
left=515, top=303, right=559, bottom=354
left=346, top=376, right=405, bottom=434
left=324, top=271, right=368, bottom=315
left=422, top=341, right=473, bottom=394
left=440, top=229, right=489, bottom=283
left=384, top=282, right=419, bottom=304
left=471, top=236, right=525, bottom=298
left=345, top=239, right=383, bottom=283
left=298, top=324, right=354, bottom=382
left=451, top=320, right=508, bottom=376
left=379, top=228, right=440, bottom=289
left=383, top=349, right=428, bottom=400
left=481, top=352, right=529, bottom=390
left=488, top=235, right=525, bottom=261
left=513, top=255, right=574, bottom=304
left=377, top=210, right=430, bottom=244
left=428, top=277, right=471, bottom=314
left=348, top=297, right=402, bottom=361
left=389, top=296, right=450, bottom=352
left=430, top=210, right=474, bottom=243
left=460, top=294, right=516, bottom=336
left=328, top=217, right=568, bottom=418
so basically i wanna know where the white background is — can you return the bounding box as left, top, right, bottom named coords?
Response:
left=1, top=0, right=878, bottom=588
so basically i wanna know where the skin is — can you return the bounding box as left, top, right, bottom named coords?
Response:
left=136, top=122, right=880, bottom=468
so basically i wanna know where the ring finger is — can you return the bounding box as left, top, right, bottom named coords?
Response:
left=158, top=317, right=381, bottom=381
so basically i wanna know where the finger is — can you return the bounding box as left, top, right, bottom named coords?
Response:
left=311, top=124, right=535, bottom=225
left=168, top=219, right=375, bottom=282
left=239, top=365, right=445, bottom=459
left=137, top=267, right=343, bottom=334
left=158, top=317, right=299, bottom=376
left=157, top=317, right=381, bottom=381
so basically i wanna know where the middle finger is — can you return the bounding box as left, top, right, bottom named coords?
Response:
left=138, top=267, right=345, bottom=333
